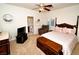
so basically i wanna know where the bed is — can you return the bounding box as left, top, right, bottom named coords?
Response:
left=37, top=22, right=78, bottom=55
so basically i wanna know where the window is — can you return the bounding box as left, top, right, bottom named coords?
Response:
left=48, top=18, right=57, bottom=30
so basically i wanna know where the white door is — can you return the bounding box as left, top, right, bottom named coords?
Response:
left=27, top=16, right=34, bottom=34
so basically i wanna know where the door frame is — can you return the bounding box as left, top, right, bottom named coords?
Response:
left=27, top=16, right=34, bottom=34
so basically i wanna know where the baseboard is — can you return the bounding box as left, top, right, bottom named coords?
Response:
left=9, top=37, right=16, bottom=41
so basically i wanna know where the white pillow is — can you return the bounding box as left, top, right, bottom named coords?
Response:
left=63, top=27, right=76, bottom=34
left=54, top=26, right=63, bottom=32
left=62, top=27, right=67, bottom=33
left=54, top=27, right=76, bottom=34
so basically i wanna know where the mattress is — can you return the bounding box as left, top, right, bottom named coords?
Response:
left=41, top=31, right=78, bottom=55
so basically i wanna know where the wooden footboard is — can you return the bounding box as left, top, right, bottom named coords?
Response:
left=37, top=37, right=63, bottom=55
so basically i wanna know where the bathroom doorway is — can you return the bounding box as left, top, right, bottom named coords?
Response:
left=27, top=16, right=34, bottom=35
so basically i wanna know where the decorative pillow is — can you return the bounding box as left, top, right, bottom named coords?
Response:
left=62, top=27, right=76, bottom=34
left=67, top=28, right=75, bottom=34
left=54, top=27, right=76, bottom=34
left=59, top=28, right=63, bottom=32
left=62, top=27, right=67, bottom=33
left=54, top=26, right=63, bottom=32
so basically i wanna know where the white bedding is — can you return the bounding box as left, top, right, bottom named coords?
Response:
left=41, top=31, right=78, bottom=55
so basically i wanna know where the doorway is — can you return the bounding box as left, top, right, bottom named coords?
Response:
left=27, top=16, right=34, bottom=35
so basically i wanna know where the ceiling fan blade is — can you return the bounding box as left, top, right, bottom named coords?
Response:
left=44, top=7, right=50, bottom=11
left=36, top=3, right=44, bottom=7
left=32, top=7, right=39, bottom=10
left=44, top=5, right=53, bottom=7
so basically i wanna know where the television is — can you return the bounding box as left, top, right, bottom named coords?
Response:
left=17, top=26, right=26, bottom=35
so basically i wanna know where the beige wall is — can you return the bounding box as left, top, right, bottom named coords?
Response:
left=0, top=4, right=41, bottom=40
left=40, top=4, right=79, bottom=25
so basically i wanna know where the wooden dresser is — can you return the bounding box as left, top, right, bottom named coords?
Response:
left=0, top=32, right=10, bottom=55
left=0, top=39, right=10, bottom=55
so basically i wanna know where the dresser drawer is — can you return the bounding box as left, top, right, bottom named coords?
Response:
left=0, top=39, right=9, bottom=45
left=0, top=45, right=7, bottom=55
left=0, top=39, right=10, bottom=55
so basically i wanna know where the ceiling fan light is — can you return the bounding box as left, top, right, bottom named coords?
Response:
left=39, top=7, right=44, bottom=11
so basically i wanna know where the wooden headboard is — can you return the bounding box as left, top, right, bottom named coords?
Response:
left=56, top=23, right=75, bottom=29
left=55, top=16, right=79, bottom=35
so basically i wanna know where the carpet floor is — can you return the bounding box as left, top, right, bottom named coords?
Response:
left=10, top=34, right=79, bottom=55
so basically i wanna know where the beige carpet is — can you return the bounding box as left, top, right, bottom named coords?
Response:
left=10, top=34, right=79, bottom=55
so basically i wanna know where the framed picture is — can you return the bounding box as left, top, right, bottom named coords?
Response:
left=3, top=14, right=13, bottom=22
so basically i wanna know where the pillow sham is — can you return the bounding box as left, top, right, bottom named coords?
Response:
left=54, top=27, right=76, bottom=34
left=63, top=28, right=76, bottom=34
left=54, top=26, right=63, bottom=32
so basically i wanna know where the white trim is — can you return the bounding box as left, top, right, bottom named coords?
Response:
left=9, top=37, right=16, bottom=41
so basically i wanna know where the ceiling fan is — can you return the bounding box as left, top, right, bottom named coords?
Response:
left=33, top=3, right=53, bottom=12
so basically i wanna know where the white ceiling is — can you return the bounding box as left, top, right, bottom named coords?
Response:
left=8, top=3, right=79, bottom=11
